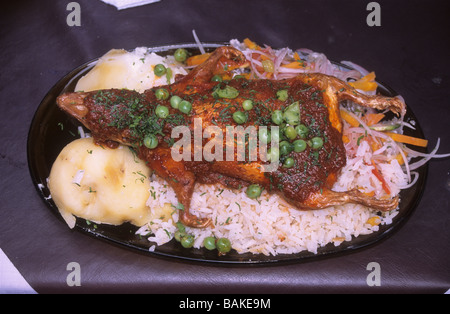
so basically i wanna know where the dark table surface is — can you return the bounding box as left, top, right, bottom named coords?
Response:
left=1, top=0, right=449, bottom=294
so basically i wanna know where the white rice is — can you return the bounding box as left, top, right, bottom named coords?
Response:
left=136, top=169, right=399, bottom=256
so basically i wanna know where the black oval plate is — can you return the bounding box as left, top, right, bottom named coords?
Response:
left=27, top=43, right=427, bottom=264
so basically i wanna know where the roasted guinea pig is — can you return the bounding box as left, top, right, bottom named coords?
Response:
left=57, top=46, right=406, bottom=228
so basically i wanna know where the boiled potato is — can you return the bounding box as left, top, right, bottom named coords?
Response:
left=75, top=49, right=130, bottom=92
left=75, top=47, right=187, bottom=93
left=51, top=46, right=188, bottom=228
left=48, top=137, right=152, bottom=228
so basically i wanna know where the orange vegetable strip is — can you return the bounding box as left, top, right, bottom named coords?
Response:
left=243, top=38, right=259, bottom=50
left=281, top=61, right=303, bottom=69
left=348, top=80, right=378, bottom=91
left=367, top=135, right=382, bottom=152
left=342, top=135, right=350, bottom=144
left=361, top=71, right=376, bottom=82
left=348, top=71, right=378, bottom=91
left=364, top=113, right=385, bottom=126
left=340, top=109, right=360, bottom=127
left=366, top=216, right=381, bottom=226
left=384, top=132, right=428, bottom=147
left=186, top=53, right=211, bottom=66
left=394, top=153, right=406, bottom=165
left=371, top=160, right=391, bottom=195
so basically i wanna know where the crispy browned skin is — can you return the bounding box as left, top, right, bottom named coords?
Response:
left=57, top=46, right=405, bottom=228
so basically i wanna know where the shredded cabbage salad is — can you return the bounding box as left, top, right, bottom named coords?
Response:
left=185, top=37, right=450, bottom=199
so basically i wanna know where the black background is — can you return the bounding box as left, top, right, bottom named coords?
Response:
left=1, top=0, right=449, bottom=293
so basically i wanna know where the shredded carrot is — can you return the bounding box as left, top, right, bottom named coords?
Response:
left=385, top=132, right=428, bottom=147
left=342, top=135, right=350, bottom=144
left=393, top=152, right=407, bottom=165
left=186, top=53, right=211, bottom=66
left=348, top=80, right=378, bottom=91
left=364, top=113, right=385, bottom=126
left=340, top=109, right=360, bottom=127
left=366, top=216, right=381, bottom=226
left=243, top=38, right=259, bottom=50
left=348, top=71, right=378, bottom=92
left=361, top=71, right=376, bottom=82
left=281, top=60, right=304, bottom=69
left=371, top=160, right=391, bottom=195
left=367, top=136, right=382, bottom=152
left=293, top=52, right=301, bottom=60
left=363, top=190, right=375, bottom=197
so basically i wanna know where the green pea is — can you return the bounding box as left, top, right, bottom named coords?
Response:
left=203, top=236, right=216, bottom=250
left=279, top=141, right=293, bottom=156
left=154, top=64, right=166, bottom=77
left=233, top=111, right=247, bottom=124
left=311, top=137, right=324, bottom=150
left=143, top=134, right=158, bottom=149
left=276, top=89, right=288, bottom=101
left=295, top=124, right=309, bottom=138
left=258, top=128, right=271, bottom=144
left=181, top=234, right=195, bottom=248
left=174, top=230, right=185, bottom=242
left=216, top=238, right=232, bottom=254
left=271, top=110, right=283, bottom=125
left=155, top=105, right=169, bottom=119
left=246, top=184, right=262, bottom=199
left=178, top=100, right=192, bottom=114
left=283, top=157, right=295, bottom=168
left=170, top=95, right=182, bottom=109
left=155, top=88, right=169, bottom=100
left=284, top=126, right=297, bottom=140
left=174, top=48, right=188, bottom=63
left=211, top=75, right=222, bottom=82
left=242, top=99, right=253, bottom=111
left=293, top=139, right=307, bottom=152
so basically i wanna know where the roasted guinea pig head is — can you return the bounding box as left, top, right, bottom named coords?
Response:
left=57, top=46, right=405, bottom=228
